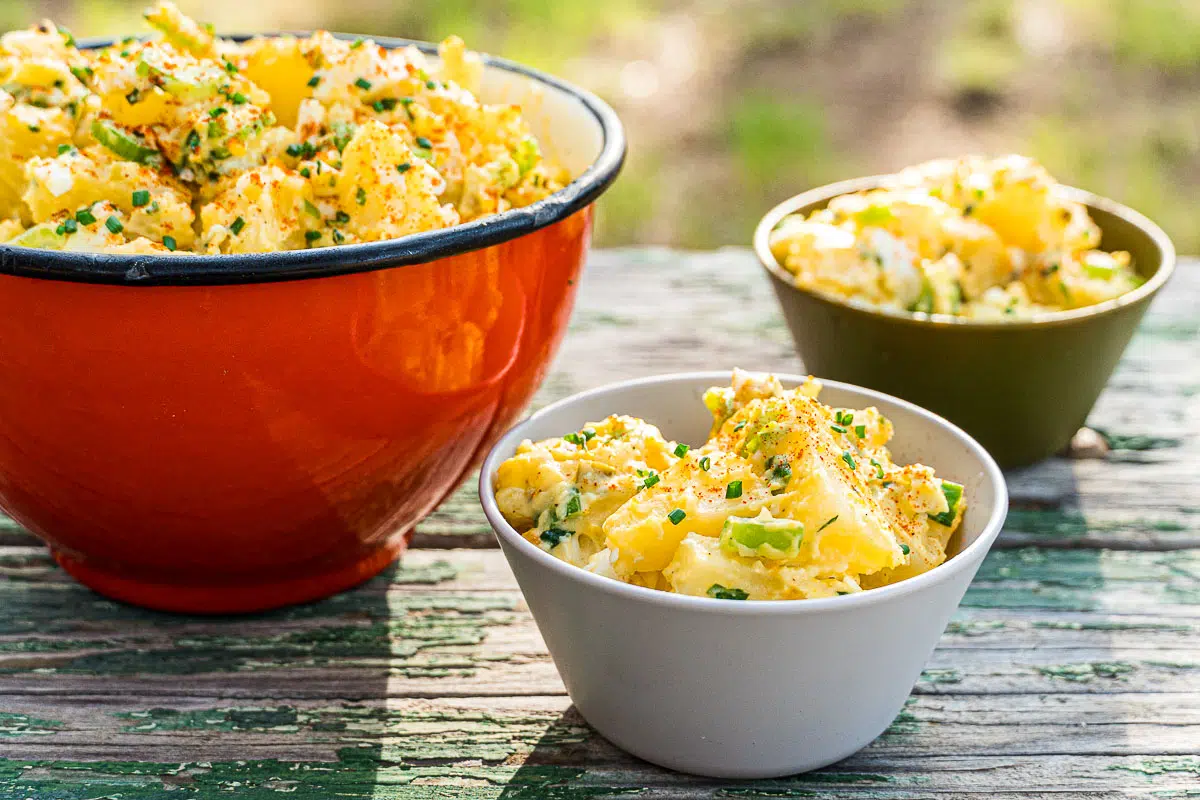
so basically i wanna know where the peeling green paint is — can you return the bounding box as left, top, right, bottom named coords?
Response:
left=944, top=619, right=1007, bottom=636
left=0, top=712, right=63, bottom=737
left=1002, top=508, right=1188, bottom=540
left=1144, top=660, right=1200, bottom=670
left=1032, top=620, right=1192, bottom=632
left=0, top=600, right=518, bottom=676
left=919, top=668, right=962, bottom=684
left=0, top=755, right=655, bottom=799
left=1036, top=661, right=1136, bottom=682
left=965, top=548, right=1200, bottom=610
left=1092, top=429, right=1183, bottom=451
left=881, top=698, right=920, bottom=736
left=0, top=559, right=465, bottom=636
left=1111, top=756, right=1200, bottom=776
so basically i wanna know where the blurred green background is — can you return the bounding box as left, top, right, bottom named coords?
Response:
left=9, top=0, right=1200, bottom=251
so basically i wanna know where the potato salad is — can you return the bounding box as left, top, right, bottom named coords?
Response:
left=494, top=370, right=966, bottom=600
left=0, top=2, right=568, bottom=255
left=769, top=156, right=1140, bottom=319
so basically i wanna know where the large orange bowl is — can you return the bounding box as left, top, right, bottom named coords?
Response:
left=0, top=36, right=624, bottom=613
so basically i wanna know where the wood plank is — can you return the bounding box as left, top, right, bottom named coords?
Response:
left=1, top=548, right=1198, bottom=701
left=2, top=696, right=1199, bottom=796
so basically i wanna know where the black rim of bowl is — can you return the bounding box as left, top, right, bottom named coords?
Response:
left=0, top=33, right=626, bottom=287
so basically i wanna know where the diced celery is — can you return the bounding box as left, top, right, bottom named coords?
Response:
left=909, top=279, right=935, bottom=314
left=5, top=224, right=66, bottom=250
left=854, top=204, right=893, bottom=226
left=720, top=516, right=804, bottom=560
left=91, top=120, right=161, bottom=166
left=1083, top=253, right=1119, bottom=280
left=928, top=481, right=964, bottom=526
left=513, top=136, right=540, bottom=177
left=143, top=2, right=214, bottom=56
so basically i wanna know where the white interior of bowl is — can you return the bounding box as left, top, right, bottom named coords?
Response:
left=481, top=372, right=1008, bottom=605
left=472, top=62, right=604, bottom=177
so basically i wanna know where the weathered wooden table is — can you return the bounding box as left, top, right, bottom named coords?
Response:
left=2, top=249, right=1198, bottom=799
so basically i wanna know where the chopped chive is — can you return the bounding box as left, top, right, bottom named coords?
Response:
left=565, top=491, right=582, bottom=517
left=354, top=77, right=372, bottom=90
left=305, top=230, right=321, bottom=243
left=707, top=584, right=749, bottom=601
left=870, top=458, right=885, bottom=479
left=563, top=432, right=584, bottom=446
left=426, top=80, right=437, bottom=89
left=841, top=451, right=856, bottom=471
left=350, top=38, right=364, bottom=49
left=673, top=443, right=689, bottom=457
left=335, top=211, right=350, bottom=224
left=642, top=473, right=660, bottom=489
left=582, top=428, right=596, bottom=440
left=162, top=235, right=177, bottom=251
left=539, top=528, right=569, bottom=548
left=396, top=162, right=411, bottom=173
left=185, top=130, right=200, bottom=150
left=57, top=143, right=73, bottom=155
left=901, top=543, right=911, bottom=555
left=331, top=229, right=345, bottom=244
left=725, top=480, right=743, bottom=499
left=61, top=217, right=77, bottom=234
left=831, top=424, right=847, bottom=434
left=209, top=107, right=227, bottom=117
left=817, top=515, right=838, bottom=532
left=699, top=456, right=711, bottom=471
left=356, top=187, right=367, bottom=205
left=733, top=421, right=747, bottom=432
left=125, top=88, right=140, bottom=105
left=668, top=509, right=686, bottom=525
left=299, top=167, right=311, bottom=178
left=104, top=215, right=123, bottom=234
left=855, top=425, right=866, bottom=439
left=131, top=189, right=150, bottom=207
left=303, top=199, right=321, bottom=218
left=414, top=135, right=433, bottom=149
left=230, top=92, right=248, bottom=105
left=75, top=208, right=96, bottom=225
left=307, top=75, right=321, bottom=88
left=229, top=216, right=246, bottom=235
left=224, top=60, right=239, bottom=74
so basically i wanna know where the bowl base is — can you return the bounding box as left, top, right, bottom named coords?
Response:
left=52, top=538, right=407, bottom=614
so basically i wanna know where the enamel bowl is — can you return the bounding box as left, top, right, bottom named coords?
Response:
left=0, top=36, right=624, bottom=613
left=479, top=372, right=1008, bottom=778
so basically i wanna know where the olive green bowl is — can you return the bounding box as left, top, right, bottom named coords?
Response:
left=754, top=176, right=1176, bottom=468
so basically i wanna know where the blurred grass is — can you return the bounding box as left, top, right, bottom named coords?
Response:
left=14, top=0, right=1200, bottom=253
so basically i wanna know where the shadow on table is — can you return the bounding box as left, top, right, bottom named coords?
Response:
left=0, top=539, right=400, bottom=797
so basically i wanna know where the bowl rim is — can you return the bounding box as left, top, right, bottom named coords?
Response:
left=753, top=175, right=1176, bottom=329
left=0, top=32, right=626, bottom=287
left=478, top=370, right=1009, bottom=615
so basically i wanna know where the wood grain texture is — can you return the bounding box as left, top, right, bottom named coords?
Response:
left=0, top=250, right=1198, bottom=797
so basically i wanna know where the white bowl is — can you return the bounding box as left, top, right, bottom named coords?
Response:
left=478, top=372, right=1008, bottom=778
